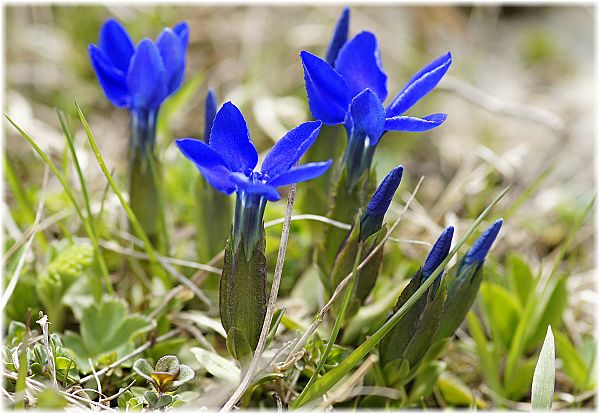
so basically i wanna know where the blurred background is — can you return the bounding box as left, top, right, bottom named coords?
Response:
left=3, top=4, right=596, bottom=408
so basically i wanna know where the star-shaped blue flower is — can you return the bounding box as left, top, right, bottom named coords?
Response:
left=88, top=19, right=189, bottom=113
left=301, top=32, right=451, bottom=142
left=176, top=102, right=332, bottom=202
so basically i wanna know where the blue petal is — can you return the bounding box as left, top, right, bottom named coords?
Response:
left=300, top=51, right=351, bottom=125
left=156, top=28, right=185, bottom=95
left=127, top=39, right=168, bottom=111
left=422, top=226, right=454, bottom=279
left=98, top=19, right=135, bottom=74
left=365, top=165, right=403, bottom=216
left=261, top=121, right=323, bottom=178
left=176, top=138, right=236, bottom=194
left=88, top=44, right=130, bottom=108
left=204, top=88, right=218, bottom=142
left=386, top=52, right=452, bottom=117
left=384, top=113, right=447, bottom=132
left=209, top=102, right=258, bottom=172
left=348, top=89, right=386, bottom=146
left=173, top=22, right=190, bottom=52
left=335, top=31, right=387, bottom=101
left=325, top=7, right=350, bottom=66
left=268, top=160, right=333, bottom=188
left=464, top=219, right=503, bottom=266
left=228, top=173, right=281, bottom=201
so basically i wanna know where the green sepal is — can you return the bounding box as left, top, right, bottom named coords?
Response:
left=129, top=148, right=167, bottom=254
left=220, top=226, right=267, bottom=360
left=382, top=358, right=410, bottom=387
left=318, top=166, right=377, bottom=287
left=379, top=270, right=447, bottom=377
left=226, top=327, right=253, bottom=363
left=330, top=216, right=386, bottom=321
left=194, top=175, right=232, bottom=263
left=436, top=261, right=481, bottom=340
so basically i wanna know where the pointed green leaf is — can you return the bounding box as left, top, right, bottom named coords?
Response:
left=191, top=346, right=240, bottom=384
left=155, top=355, right=180, bottom=376
left=531, top=326, right=555, bottom=411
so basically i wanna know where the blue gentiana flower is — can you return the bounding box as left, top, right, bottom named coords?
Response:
left=89, top=18, right=189, bottom=152
left=301, top=31, right=451, bottom=187
left=176, top=102, right=332, bottom=253
left=204, top=88, right=218, bottom=141
left=421, top=226, right=454, bottom=283
left=359, top=165, right=403, bottom=240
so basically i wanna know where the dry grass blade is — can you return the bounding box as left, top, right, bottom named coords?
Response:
left=219, top=184, right=297, bottom=413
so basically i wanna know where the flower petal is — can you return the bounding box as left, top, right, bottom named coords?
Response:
left=348, top=89, right=386, bottom=146
left=98, top=19, right=135, bottom=73
left=156, top=28, right=185, bottom=95
left=127, top=39, right=168, bottom=111
left=268, top=160, right=333, bottom=188
left=325, top=7, right=350, bottom=66
left=173, top=22, right=190, bottom=52
left=228, top=173, right=281, bottom=201
left=204, top=88, right=218, bottom=142
left=386, top=52, right=452, bottom=117
left=261, top=121, right=322, bottom=178
left=384, top=113, right=447, bottom=132
left=88, top=44, right=130, bottom=108
left=176, top=138, right=235, bottom=194
left=209, top=102, right=258, bottom=172
left=300, top=51, right=351, bottom=125
left=335, top=31, right=387, bottom=101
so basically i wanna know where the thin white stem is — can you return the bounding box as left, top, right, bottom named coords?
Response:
left=265, top=214, right=351, bottom=230
left=219, top=184, right=297, bottom=413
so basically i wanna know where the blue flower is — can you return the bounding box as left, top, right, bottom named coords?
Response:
left=359, top=165, right=403, bottom=240
left=325, top=7, right=350, bottom=66
left=464, top=219, right=503, bottom=267
left=301, top=31, right=451, bottom=184
left=176, top=102, right=332, bottom=202
left=422, top=226, right=455, bottom=282
left=89, top=18, right=189, bottom=113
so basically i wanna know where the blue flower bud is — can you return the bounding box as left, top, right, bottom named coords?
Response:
left=359, top=166, right=403, bottom=240
left=464, top=219, right=503, bottom=266
left=422, top=226, right=454, bottom=282
left=204, top=88, right=218, bottom=142
left=325, top=7, right=350, bottom=66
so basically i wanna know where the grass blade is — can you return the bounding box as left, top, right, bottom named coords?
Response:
left=291, top=185, right=510, bottom=408
left=57, top=109, right=113, bottom=295
left=531, top=326, right=555, bottom=411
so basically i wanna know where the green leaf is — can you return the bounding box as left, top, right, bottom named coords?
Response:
left=191, top=347, right=241, bottom=384
left=155, top=355, right=180, bottom=376
left=155, top=394, right=173, bottom=409
left=170, top=364, right=195, bottom=389
left=525, top=274, right=567, bottom=351
left=507, top=253, right=535, bottom=305
left=144, top=390, right=158, bottom=406
left=437, top=371, right=487, bottom=408
left=133, top=359, right=156, bottom=384
left=226, top=327, right=253, bottom=363
left=531, top=326, right=555, bottom=411
left=220, top=228, right=267, bottom=357
left=466, top=312, right=503, bottom=394
left=407, top=360, right=445, bottom=404
left=63, top=299, right=152, bottom=369
left=553, top=331, right=591, bottom=390
left=479, top=282, right=522, bottom=350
